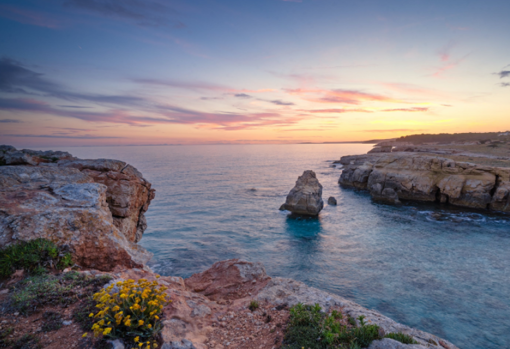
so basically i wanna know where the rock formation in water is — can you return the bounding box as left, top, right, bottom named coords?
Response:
left=0, top=145, right=155, bottom=270
left=280, top=170, right=324, bottom=215
left=339, top=153, right=510, bottom=212
left=328, top=196, right=337, bottom=205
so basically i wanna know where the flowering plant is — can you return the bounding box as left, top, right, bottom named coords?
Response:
left=88, top=277, right=170, bottom=349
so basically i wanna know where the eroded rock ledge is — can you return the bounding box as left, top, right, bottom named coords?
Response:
left=96, top=259, right=459, bottom=349
left=338, top=152, right=510, bottom=211
left=0, top=145, right=155, bottom=270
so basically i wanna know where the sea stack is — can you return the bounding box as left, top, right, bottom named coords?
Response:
left=280, top=170, right=324, bottom=216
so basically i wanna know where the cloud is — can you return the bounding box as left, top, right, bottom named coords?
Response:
left=58, top=105, right=93, bottom=108
left=0, top=5, right=60, bottom=28
left=0, top=118, right=23, bottom=123
left=303, top=108, right=371, bottom=113
left=64, top=0, right=183, bottom=28
left=234, top=93, right=251, bottom=98
left=0, top=57, right=146, bottom=107
left=134, top=78, right=275, bottom=93
left=381, top=107, right=429, bottom=112
left=362, top=129, right=427, bottom=133
left=431, top=54, right=469, bottom=78
left=496, top=70, right=510, bottom=79
left=437, top=40, right=456, bottom=62
left=200, top=97, right=223, bottom=100
left=0, top=58, right=301, bottom=130
left=284, top=88, right=401, bottom=104
left=0, top=97, right=302, bottom=130
left=501, top=82, right=510, bottom=87
left=270, top=100, right=294, bottom=106
left=2, top=134, right=123, bottom=139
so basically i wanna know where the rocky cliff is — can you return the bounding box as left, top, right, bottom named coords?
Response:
left=98, top=259, right=458, bottom=349
left=0, top=145, right=155, bottom=270
left=339, top=152, right=510, bottom=211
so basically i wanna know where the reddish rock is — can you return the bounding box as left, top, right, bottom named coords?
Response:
left=185, top=259, right=271, bottom=301
left=0, top=147, right=155, bottom=271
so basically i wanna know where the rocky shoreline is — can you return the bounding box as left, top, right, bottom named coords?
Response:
left=338, top=152, right=510, bottom=211
left=0, top=145, right=460, bottom=348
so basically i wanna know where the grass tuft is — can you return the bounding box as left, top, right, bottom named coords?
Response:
left=282, top=303, right=381, bottom=349
left=249, top=300, right=259, bottom=311
left=0, top=239, right=73, bottom=278
left=384, top=332, right=419, bottom=344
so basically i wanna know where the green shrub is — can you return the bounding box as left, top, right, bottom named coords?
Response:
left=384, top=332, right=419, bottom=344
left=249, top=300, right=259, bottom=311
left=0, top=238, right=73, bottom=277
left=282, top=303, right=381, bottom=349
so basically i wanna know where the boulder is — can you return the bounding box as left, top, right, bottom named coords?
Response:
left=327, top=196, right=337, bottom=205
left=185, top=259, right=270, bottom=301
left=0, top=146, right=155, bottom=270
left=280, top=170, right=324, bottom=216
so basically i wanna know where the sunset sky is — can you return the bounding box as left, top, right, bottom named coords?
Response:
left=1, top=0, right=509, bottom=147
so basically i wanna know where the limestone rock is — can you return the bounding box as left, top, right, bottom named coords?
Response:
left=327, top=196, right=337, bottom=205
left=0, top=146, right=155, bottom=270
left=368, top=338, right=428, bottom=349
left=162, top=339, right=196, bottom=349
left=280, top=170, right=324, bottom=216
left=61, top=159, right=155, bottom=242
left=256, top=277, right=458, bottom=349
left=338, top=153, right=509, bottom=212
left=368, top=146, right=393, bottom=154
left=185, top=259, right=270, bottom=301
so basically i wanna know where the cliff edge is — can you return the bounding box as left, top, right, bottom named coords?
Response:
left=339, top=152, right=510, bottom=212
left=0, top=145, right=155, bottom=270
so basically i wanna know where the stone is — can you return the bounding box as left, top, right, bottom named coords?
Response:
left=108, top=339, right=125, bottom=349
left=185, top=259, right=270, bottom=301
left=338, top=153, right=509, bottom=212
left=162, top=339, right=196, bottom=349
left=0, top=146, right=155, bottom=271
left=256, top=277, right=457, bottom=349
left=368, top=146, right=393, bottom=154
left=280, top=170, right=324, bottom=216
left=327, top=196, right=337, bottom=205
left=368, top=338, right=428, bottom=349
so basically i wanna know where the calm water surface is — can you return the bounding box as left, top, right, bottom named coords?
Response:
left=50, top=144, right=510, bottom=349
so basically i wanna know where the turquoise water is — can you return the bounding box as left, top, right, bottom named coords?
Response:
left=53, top=144, right=510, bottom=349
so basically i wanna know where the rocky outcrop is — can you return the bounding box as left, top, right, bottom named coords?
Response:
left=256, top=277, right=457, bottom=349
left=97, top=259, right=458, bottom=349
left=328, top=196, right=337, bottom=205
left=185, top=259, right=270, bottom=301
left=339, top=153, right=510, bottom=212
left=368, top=146, right=393, bottom=153
left=0, top=146, right=155, bottom=270
left=280, top=170, right=324, bottom=216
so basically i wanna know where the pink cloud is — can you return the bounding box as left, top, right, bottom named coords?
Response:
left=284, top=88, right=402, bottom=104
left=134, top=78, right=275, bottom=94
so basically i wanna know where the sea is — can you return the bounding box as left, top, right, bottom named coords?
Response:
left=45, top=144, right=510, bottom=349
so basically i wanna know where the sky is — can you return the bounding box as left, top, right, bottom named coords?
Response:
left=0, top=0, right=509, bottom=147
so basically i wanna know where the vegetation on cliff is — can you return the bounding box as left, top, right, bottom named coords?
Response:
left=0, top=239, right=72, bottom=278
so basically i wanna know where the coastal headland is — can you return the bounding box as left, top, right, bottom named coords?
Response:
left=0, top=145, right=461, bottom=349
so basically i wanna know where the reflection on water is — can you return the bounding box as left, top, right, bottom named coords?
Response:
left=48, top=144, right=510, bottom=349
